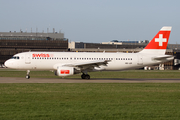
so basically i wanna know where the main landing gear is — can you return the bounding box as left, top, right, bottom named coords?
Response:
left=81, top=73, right=90, bottom=79
left=26, top=70, right=30, bottom=79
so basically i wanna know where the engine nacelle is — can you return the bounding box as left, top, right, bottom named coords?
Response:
left=55, top=67, right=74, bottom=77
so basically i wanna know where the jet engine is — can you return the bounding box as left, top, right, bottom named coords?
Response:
left=55, top=67, right=74, bottom=77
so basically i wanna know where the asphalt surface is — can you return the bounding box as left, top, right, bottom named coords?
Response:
left=0, top=77, right=180, bottom=83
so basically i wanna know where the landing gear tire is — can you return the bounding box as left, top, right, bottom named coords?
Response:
left=84, top=74, right=90, bottom=79
left=81, top=74, right=85, bottom=79
left=26, top=75, right=30, bottom=79
left=81, top=74, right=90, bottom=79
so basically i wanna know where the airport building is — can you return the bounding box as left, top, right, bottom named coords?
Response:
left=0, top=30, right=68, bottom=65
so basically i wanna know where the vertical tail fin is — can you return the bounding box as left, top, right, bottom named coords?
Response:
left=140, top=26, right=172, bottom=54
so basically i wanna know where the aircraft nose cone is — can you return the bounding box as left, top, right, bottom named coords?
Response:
left=4, top=60, right=11, bottom=68
left=4, top=60, right=9, bottom=68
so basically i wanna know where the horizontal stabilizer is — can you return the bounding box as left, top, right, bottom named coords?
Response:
left=152, top=55, right=174, bottom=61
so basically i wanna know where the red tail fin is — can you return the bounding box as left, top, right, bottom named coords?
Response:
left=140, top=26, right=172, bottom=54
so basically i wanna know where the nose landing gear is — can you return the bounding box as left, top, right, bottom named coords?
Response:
left=26, top=70, right=30, bottom=79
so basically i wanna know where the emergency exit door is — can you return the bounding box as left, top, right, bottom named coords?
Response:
left=137, top=55, right=143, bottom=65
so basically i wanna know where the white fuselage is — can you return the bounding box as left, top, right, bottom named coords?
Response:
left=3, top=26, right=173, bottom=79
left=4, top=51, right=172, bottom=71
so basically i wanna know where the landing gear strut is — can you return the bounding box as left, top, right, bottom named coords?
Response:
left=81, top=73, right=90, bottom=79
left=26, top=70, right=30, bottom=79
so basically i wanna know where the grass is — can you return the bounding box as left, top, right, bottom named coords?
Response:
left=0, top=83, right=180, bottom=119
left=0, top=70, right=180, bottom=119
left=0, top=69, right=180, bottom=79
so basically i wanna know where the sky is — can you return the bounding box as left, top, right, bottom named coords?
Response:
left=0, top=0, right=180, bottom=44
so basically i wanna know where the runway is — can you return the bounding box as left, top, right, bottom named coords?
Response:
left=0, top=77, right=180, bottom=83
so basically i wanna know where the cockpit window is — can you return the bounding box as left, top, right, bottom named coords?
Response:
left=11, top=56, right=20, bottom=59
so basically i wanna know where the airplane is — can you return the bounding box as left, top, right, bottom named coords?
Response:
left=4, top=26, right=174, bottom=79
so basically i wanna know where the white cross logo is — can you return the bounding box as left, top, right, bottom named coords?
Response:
left=155, top=34, right=167, bottom=46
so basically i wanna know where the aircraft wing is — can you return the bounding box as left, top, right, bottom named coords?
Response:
left=64, top=60, right=110, bottom=67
